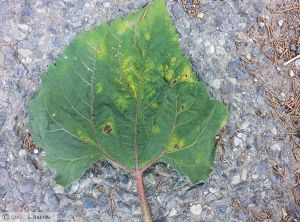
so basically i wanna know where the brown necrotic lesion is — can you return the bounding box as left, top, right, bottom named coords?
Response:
left=103, top=124, right=113, bottom=135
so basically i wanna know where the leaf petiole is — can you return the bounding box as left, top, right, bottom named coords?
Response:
left=134, top=169, right=153, bottom=222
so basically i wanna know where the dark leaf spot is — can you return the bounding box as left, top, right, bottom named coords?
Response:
left=174, top=143, right=180, bottom=149
left=103, top=124, right=113, bottom=135
left=172, top=79, right=177, bottom=85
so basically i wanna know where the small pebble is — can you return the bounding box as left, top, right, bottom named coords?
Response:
left=240, top=121, right=249, bottom=130
left=270, top=143, right=281, bottom=152
left=169, top=208, right=177, bottom=217
left=233, top=137, right=242, bottom=146
left=18, top=49, right=32, bottom=58
left=103, top=2, right=110, bottom=8
left=190, top=204, right=202, bottom=215
left=232, top=174, right=240, bottom=185
left=241, top=169, right=247, bottom=181
left=83, top=198, right=96, bottom=209
left=270, top=127, right=277, bottom=135
left=18, top=24, right=29, bottom=32
left=295, top=59, right=300, bottom=69
left=197, top=12, right=204, bottom=19
left=205, top=45, right=215, bottom=54
left=277, top=19, right=284, bottom=27
left=211, top=79, right=221, bottom=89
left=19, top=179, right=35, bottom=193
left=289, top=70, right=295, bottom=77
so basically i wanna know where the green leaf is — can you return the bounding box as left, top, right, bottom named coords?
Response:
left=29, top=0, right=228, bottom=186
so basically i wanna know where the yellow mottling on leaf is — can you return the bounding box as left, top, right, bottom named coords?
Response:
left=116, top=20, right=134, bottom=34
left=144, top=32, right=150, bottom=41
left=167, top=135, right=185, bottom=151
left=77, top=129, right=94, bottom=144
left=151, top=102, right=158, bottom=109
left=181, top=66, right=194, bottom=83
left=116, top=96, right=128, bottom=110
left=96, top=82, right=103, bottom=94
left=170, top=57, right=177, bottom=66
left=164, top=70, right=174, bottom=82
left=151, top=125, right=160, bottom=134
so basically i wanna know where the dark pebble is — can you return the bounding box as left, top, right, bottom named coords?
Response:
left=118, top=174, right=129, bottom=185
left=22, top=2, right=32, bottom=17
left=171, top=3, right=185, bottom=19
left=0, top=112, right=6, bottom=128
left=83, top=198, right=96, bottom=209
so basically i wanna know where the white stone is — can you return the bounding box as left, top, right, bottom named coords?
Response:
left=33, top=149, right=39, bottom=154
left=169, top=208, right=177, bottom=217
left=197, top=12, right=204, bottom=19
left=241, top=169, right=247, bottom=181
left=206, top=45, right=215, bottom=54
left=18, top=24, right=29, bottom=32
left=289, top=70, right=295, bottom=77
left=232, top=174, right=240, bottom=184
left=19, top=48, right=32, bottom=57
left=84, top=2, right=94, bottom=10
left=278, top=19, right=284, bottom=27
left=211, top=79, right=221, bottom=89
left=240, top=121, right=249, bottom=130
left=18, top=149, right=27, bottom=157
left=237, top=133, right=245, bottom=139
left=190, top=204, right=202, bottom=215
left=295, top=59, right=300, bottom=69
left=258, top=22, right=265, bottom=28
left=228, top=77, right=237, bottom=85
left=218, top=36, right=226, bottom=46
left=253, top=78, right=258, bottom=83
left=270, top=143, right=281, bottom=152
left=252, top=174, right=259, bottom=180
left=69, top=181, right=79, bottom=194
left=54, top=184, right=64, bottom=194
left=233, top=137, right=242, bottom=146
left=208, top=188, right=217, bottom=194
left=103, top=2, right=110, bottom=8
left=271, top=127, right=277, bottom=135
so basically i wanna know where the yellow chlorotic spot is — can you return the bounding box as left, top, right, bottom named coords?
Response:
left=144, top=32, right=150, bottom=41
left=116, top=20, right=133, bottom=34
left=150, top=102, right=158, bottom=109
left=145, top=60, right=155, bottom=71
left=151, top=125, right=160, bottom=134
left=96, top=82, right=103, bottom=94
left=167, top=135, right=185, bottom=151
left=116, top=96, right=128, bottom=110
left=170, top=57, right=177, bottom=66
left=77, top=129, right=93, bottom=144
left=181, top=66, right=194, bottom=83
left=164, top=70, right=174, bottom=82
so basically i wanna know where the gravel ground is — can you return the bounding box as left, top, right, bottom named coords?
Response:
left=0, top=0, right=299, bottom=221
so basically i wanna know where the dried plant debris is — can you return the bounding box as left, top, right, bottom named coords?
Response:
left=175, top=0, right=202, bottom=19
left=291, top=172, right=300, bottom=206
left=231, top=198, right=273, bottom=221
left=247, top=0, right=300, bottom=64
left=22, top=133, right=40, bottom=153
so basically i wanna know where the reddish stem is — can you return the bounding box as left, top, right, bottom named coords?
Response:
left=134, top=169, right=153, bottom=222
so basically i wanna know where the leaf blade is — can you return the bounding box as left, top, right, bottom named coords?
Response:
left=29, top=0, right=228, bottom=186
